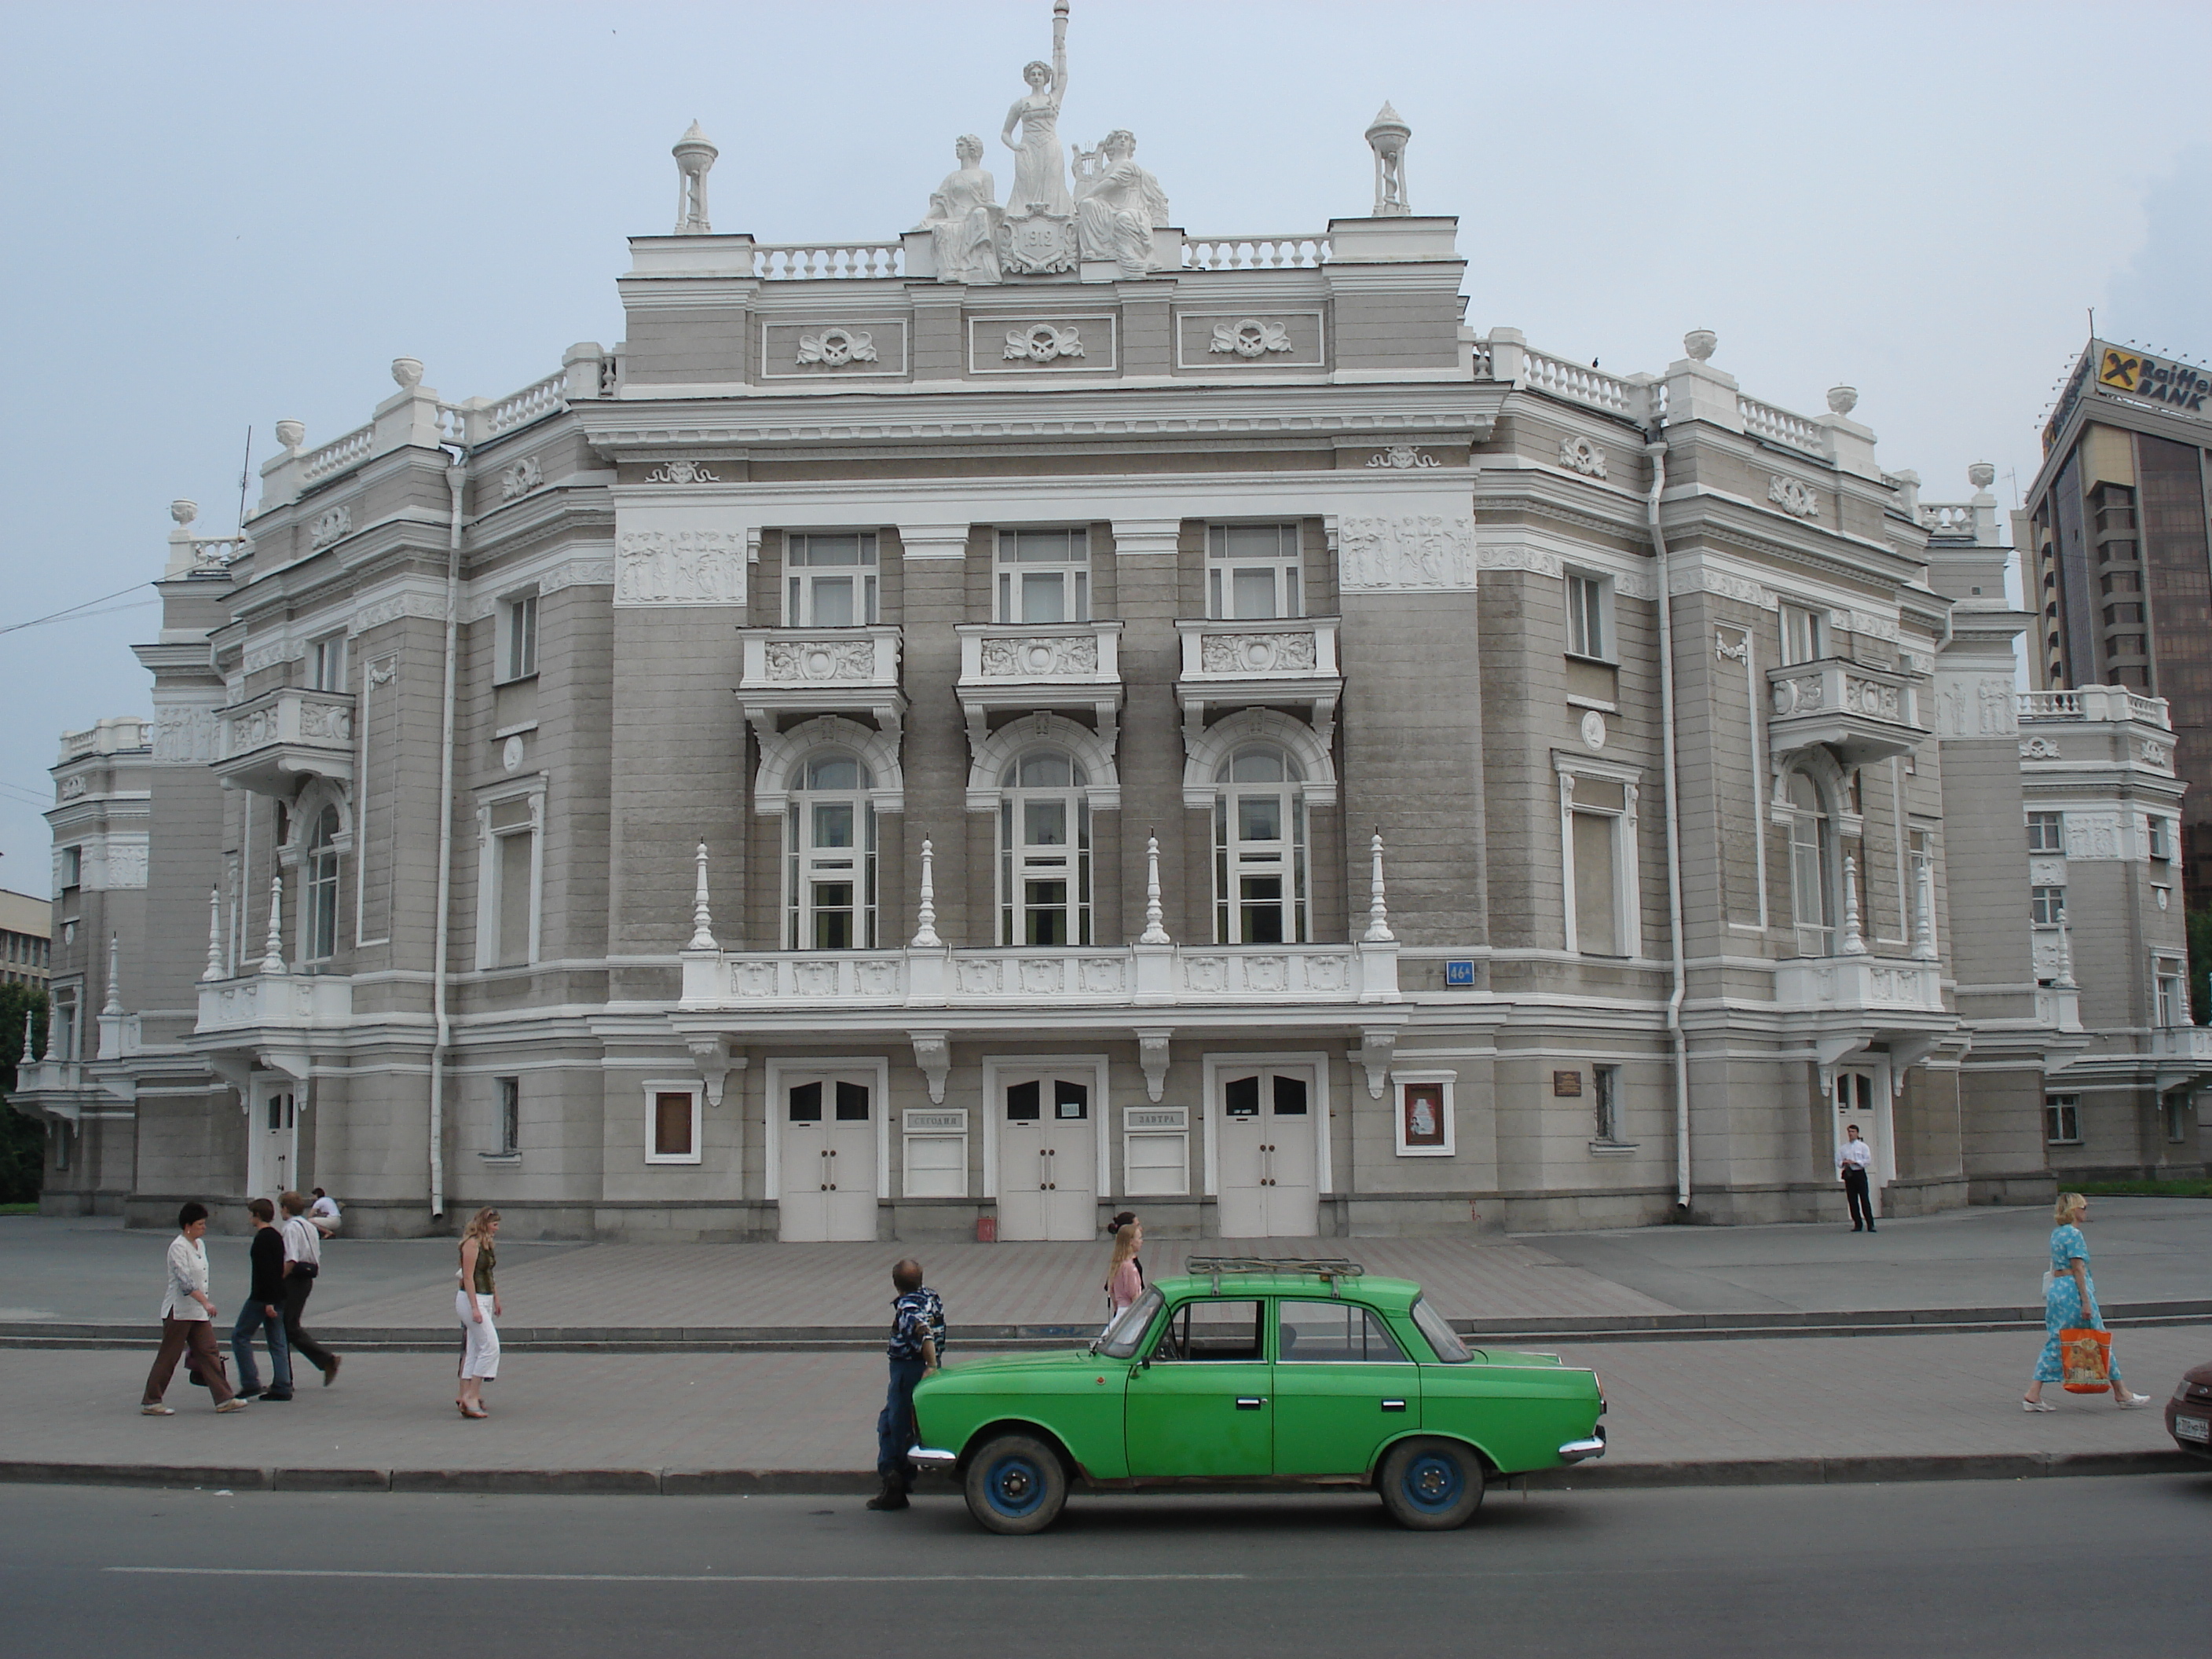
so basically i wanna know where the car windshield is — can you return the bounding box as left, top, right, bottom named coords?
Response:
left=1097, top=1287, right=1163, bottom=1358
left=1410, top=1295, right=1471, bottom=1363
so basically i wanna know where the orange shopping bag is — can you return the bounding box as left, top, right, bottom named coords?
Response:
left=2060, top=1328, right=2111, bottom=1393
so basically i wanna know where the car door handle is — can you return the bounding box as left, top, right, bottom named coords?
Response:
left=1235, top=1397, right=1266, bottom=1410
left=1381, top=1399, right=1408, bottom=1412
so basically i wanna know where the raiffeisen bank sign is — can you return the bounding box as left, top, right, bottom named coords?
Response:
left=2096, top=342, right=2212, bottom=415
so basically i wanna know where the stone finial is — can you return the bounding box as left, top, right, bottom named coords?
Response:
left=1683, top=330, right=1718, bottom=363
left=274, top=419, right=306, bottom=451
left=687, top=841, right=718, bottom=951
left=102, top=932, right=124, bottom=1017
left=1140, top=834, right=1170, bottom=945
left=20, top=1010, right=35, bottom=1067
left=1364, top=101, right=1412, bottom=218
left=2056, top=918, right=2077, bottom=990
left=1364, top=832, right=1395, bottom=943
left=911, top=837, right=943, bottom=949
left=261, top=876, right=287, bottom=976
left=170, top=499, right=199, bottom=526
left=203, top=885, right=225, bottom=982
left=390, top=357, right=425, bottom=390
left=1826, top=386, right=1859, bottom=416
left=1912, top=863, right=1939, bottom=961
left=1968, top=460, right=1997, bottom=492
left=1840, top=854, right=1865, bottom=955
left=672, top=120, right=717, bottom=235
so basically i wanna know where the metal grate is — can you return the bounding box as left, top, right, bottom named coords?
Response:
left=1185, top=1256, right=1365, bottom=1280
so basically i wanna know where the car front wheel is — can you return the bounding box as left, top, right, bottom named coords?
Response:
left=1377, top=1437, right=1485, bottom=1530
left=963, top=1433, right=1068, bottom=1535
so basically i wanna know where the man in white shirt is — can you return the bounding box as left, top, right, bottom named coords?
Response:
left=1839, top=1123, right=1877, bottom=1233
left=279, top=1190, right=341, bottom=1386
left=306, top=1188, right=341, bottom=1232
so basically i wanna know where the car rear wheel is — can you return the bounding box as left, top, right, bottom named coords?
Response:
left=1377, top=1437, right=1484, bottom=1530
left=962, top=1433, right=1068, bottom=1535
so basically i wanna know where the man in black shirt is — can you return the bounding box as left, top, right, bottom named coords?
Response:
left=230, top=1197, right=293, bottom=1401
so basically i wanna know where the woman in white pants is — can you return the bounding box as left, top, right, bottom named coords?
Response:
left=456, top=1208, right=501, bottom=1418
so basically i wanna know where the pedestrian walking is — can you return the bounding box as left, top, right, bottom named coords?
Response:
left=455, top=1207, right=502, bottom=1419
left=1839, top=1123, right=1876, bottom=1232
left=229, top=1197, right=293, bottom=1402
left=278, top=1190, right=341, bottom=1387
left=140, top=1202, right=249, bottom=1415
left=1104, top=1210, right=1145, bottom=1324
left=2023, top=1192, right=2152, bottom=1411
left=867, top=1258, right=943, bottom=1512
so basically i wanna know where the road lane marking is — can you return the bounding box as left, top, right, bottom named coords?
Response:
left=107, top=1567, right=1247, bottom=1584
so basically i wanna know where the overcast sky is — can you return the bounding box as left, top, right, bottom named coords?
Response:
left=2, top=0, right=2209, bottom=878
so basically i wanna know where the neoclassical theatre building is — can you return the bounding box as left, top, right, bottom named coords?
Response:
left=15, top=27, right=2203, bottom=1236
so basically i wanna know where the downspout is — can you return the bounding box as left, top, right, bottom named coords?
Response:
left=428, top=450, right=466, bottom=1221
left=1644, top=436, right=1692, bottom=1214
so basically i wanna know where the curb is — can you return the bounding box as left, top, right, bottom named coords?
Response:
left=2, top=1449, right=2199, bottom=1497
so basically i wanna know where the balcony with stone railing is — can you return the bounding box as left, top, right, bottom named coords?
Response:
left=1774, top=954, right=1946, bottom=1018
left=737, top=626, right=905, bottom=732
left=213, top=687, right=356, bottom=797
left=956, top=621, right=1125, bottom=745
left=1767, top=657, right=1926, bottom=767
left=2018, top=687, right=2175, bottom=775
left=196, top=971, right=353, bottom=1038
left=1174, top=617, right=1342, bottom=741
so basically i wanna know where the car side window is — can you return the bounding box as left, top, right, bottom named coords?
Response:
left=1151, top=1299, right=1265, bottom=1362
left=1276, top=1299, right=1408, bottom=1363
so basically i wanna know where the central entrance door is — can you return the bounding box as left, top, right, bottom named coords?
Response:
left=994, top=1067, right=1099, bottom=1240
left=248, top=1083, right=298, bottom=1203
left=1831, top=1066, right=1892, bottom=1220
left=1215, top=1064, right=1318, bottom=1237
left=779, top=1071, right=878, bottom=1242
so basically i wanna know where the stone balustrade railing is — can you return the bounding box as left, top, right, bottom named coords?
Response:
left=300, top=423, right=375, bottom=485
left=1917, top=501, right=1976, bottom=533
left=485, top=370, right=568, bottom=438
left=2017, top=687, right=2170, bottom=729
left=189, top=534, right=253, bottom=571
left=1522, top=350, right=1638, bottom=418
left=756, top=243, right=903, bottom=280
left=1181, top=235, right=1331, bottom=270
left=1738, top=394, right=1826, bottom=456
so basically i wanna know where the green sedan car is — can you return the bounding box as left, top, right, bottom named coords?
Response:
left=909, top=1258, right=1606, bottom=1533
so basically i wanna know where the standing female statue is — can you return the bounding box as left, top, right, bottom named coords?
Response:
left=1000, top=2, right=1071, bottom=216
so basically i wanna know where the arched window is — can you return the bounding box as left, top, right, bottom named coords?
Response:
left=998, top=749, right=1091, bottom=946
left=787, top=752, right=876, bottom=950
left=1785, top=769, right=1834, bottom=957
left=1214, top=745, right=1307, bottom=944
left=303, top=805, right=342, bottom=964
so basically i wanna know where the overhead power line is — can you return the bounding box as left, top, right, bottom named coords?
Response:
left=0, top=585, right=156, bottom=637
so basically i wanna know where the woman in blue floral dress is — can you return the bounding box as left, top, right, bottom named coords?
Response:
left=2023, top=1192, right=2151, bottom=1410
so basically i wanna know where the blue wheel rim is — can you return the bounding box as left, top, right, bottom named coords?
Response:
left=1401, top=1452, right=1465, bottom=1513
left=983, top=1453, right=1047, bottom=1518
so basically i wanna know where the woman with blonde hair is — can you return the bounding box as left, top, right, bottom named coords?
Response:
left=1103, top=1210, right=1145, bottom=1324
left=2023, top=1192, right=2150, bottom=1411
left=455, top=1207, right=502, bottom=1419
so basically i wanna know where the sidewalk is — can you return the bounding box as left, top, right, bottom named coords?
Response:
left=2, top=1325, right=2201, bottom=1493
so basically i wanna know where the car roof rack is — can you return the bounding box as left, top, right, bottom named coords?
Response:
left=1185, top=1257, right=1367, bottom=1295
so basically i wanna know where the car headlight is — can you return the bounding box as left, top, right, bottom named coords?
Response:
left=2176, top=1378, right=2195, bottom=1404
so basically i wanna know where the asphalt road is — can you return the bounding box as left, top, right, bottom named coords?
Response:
left=3, top=1475, right=2206, bottom=1658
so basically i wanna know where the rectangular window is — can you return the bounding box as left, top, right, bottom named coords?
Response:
left=1152, top=1299, right=1265, bottom=1363
left=646, top=1086, right=701, bottom=1164
left=1572, top=810, right=1621, bottom=955
left=2045, top=1094, right=2081, bottom=1145
left=501, top=594, right=539, bottom=682
left=307, top=632, right=346, bottom=693
left=2156, top=963, right=2186, bottom=1027
left=996, top=529, right=1089, bottom=624
left=59, top=846, right=82, bottom=891
left=784, top=533, right=879, bottom=626
left=1276, top=1300, right=1408, bottom=1363
left=1206, top=523, right=1301, bottom=620
left=1566, top=573, right=1610, bottom=661
left=2027, top=812, right=2065, bottom=854
left=496, top=1077, right=520, bottom=1155
left=52, top=991, right=77, bottom=1063
left=1592, top=1064, right=1621, bottom=1143
left=483, top=796, right=538, bottom=968
left=1779, top=602, right=1826, bottom=665
left=2148, top=816, right=2171, bottom=860
left=2031, top=885, right=2066, bottom=927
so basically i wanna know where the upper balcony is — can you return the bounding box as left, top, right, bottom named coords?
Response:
left=1767, top=657, right=1925, bottom=768
left=737, top=624, right=904, bottom=734
left=2017, top=688, right=2176, bottom=775
left=1174, top=617, right=1342, bottom=742
left=213, top=687, right=356, bottom=797
left=1774, top=953, right=1946, bottom=1019
left=196, top=971, right=353, bottom=1038
left=956, top=621, right=1125, bottom=745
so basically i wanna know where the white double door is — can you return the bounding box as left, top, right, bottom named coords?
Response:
left=778, top=1071, right=878, bottom=1243
left=994, top=1069, right=1099, bottom=1241
left=248, top=1083, right=298, bottom=1203
left=1215, top=1064, right=1319, bottom=1237
left=1832, top=1067, right=1894, bottom=1218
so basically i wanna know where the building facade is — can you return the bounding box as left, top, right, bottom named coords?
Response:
left=0, top=888, right=52, bottom=992
left=10, top=31, right=2201, bottom=1232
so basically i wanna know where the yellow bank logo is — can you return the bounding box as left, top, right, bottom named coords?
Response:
left=2100, top=347, right=2210, bottom=412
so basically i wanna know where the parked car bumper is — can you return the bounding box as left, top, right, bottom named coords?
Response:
left=1557, top=1427, right=1607, bottom=1465
left=909, top=1445, right=959, bottom=1473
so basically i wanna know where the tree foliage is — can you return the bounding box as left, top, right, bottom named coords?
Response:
left=0, top=983, right=49, bottom=1204
left=2191, top=907, right=2212, bottom=1027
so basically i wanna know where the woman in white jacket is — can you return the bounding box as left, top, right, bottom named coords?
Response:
left=141, top=1202, right=251, bottom=1415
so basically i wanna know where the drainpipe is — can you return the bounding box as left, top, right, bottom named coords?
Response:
left=427, top=451, right=466, bottom=1221
left=1644, top=437, right=1692, bottom=1214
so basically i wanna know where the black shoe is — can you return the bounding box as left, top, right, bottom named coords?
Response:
left=258, top=1391, right=293, bottom=1402
left=237, top=1386, right=266, bottom=1400
left=322, top=1355, right=341, bottom=1387
left=1850, top=1225, right=1862, bottom=1232
left=1866, top=1226, right=1877, bottom=1233
left=865, top=1481, right=910, bottom=1512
